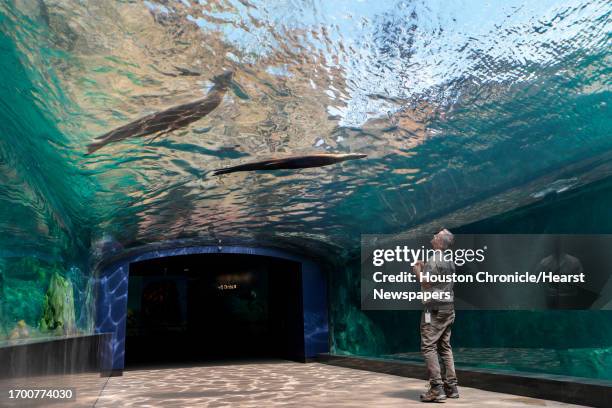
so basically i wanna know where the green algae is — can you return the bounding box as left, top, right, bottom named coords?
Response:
left=0, top=256, right=95, bottom=343
left=40, top=272, right=76, bottom=335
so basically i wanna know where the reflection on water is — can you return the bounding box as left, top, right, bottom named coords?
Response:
left=0, top=0, right=610, bottom=260
left=387, top=347, right=612, bottom=380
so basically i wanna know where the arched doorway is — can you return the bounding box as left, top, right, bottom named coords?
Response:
left=96, top=246, right=329, bottom=374
left=125, top=253, right=305, bottom=365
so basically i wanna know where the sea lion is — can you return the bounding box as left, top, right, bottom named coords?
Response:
left=212, top=153, right=367, bottom=175
left=86, top=71, right=234, bottom=154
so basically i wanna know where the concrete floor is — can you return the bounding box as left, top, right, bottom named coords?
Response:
left=93, top=360, right=587, bottom=407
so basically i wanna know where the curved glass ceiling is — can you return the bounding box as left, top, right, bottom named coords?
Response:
left=0, top=0, right=610, bottom=262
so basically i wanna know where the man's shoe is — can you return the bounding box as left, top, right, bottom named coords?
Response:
left=444, top=383, right=459, bottom=399
left=420, top=384, right=447, bottom=403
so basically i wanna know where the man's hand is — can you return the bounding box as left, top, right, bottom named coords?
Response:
left=413, top=260, right=432, bottom=289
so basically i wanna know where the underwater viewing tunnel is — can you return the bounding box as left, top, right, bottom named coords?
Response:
left=0, top=0, right=611, bottom=406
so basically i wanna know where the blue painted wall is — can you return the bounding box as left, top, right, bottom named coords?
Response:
left=95, top=246, right=329, bottom=370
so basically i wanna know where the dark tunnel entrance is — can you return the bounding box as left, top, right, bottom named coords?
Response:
left=125, top=253, right=305, bottom=366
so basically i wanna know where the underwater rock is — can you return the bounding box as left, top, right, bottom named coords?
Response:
left=557, top=347, right=612, bottom=380
left=8, top=319, right=30, bottom=340
left=92, top=233, right=124, bottom=258
left=0, top=256, right=62, bottom=335
left=40, top=273, right=76, bottom=335
left=331, top=306, right=387, bottom=356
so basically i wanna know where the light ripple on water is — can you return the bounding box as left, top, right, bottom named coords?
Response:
left=0, top=0, right=610, bottom=263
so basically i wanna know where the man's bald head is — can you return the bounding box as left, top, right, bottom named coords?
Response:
left=432, top=228, right=454, bottom=250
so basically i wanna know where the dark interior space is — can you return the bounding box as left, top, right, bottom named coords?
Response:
left=125, top=253, right=304, bottom=367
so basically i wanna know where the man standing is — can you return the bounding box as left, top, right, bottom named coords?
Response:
left=413, top=228, right=459, bottom=402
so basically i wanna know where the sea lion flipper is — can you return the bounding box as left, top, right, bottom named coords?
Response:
left=86, top=141, right=105, bottom=155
